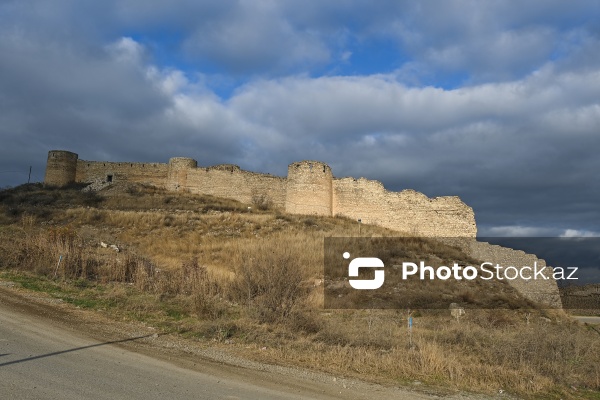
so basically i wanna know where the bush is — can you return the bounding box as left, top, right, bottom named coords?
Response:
left=251, top=193, right=272, bottom=211
left=230, top=246, right=306, bottom=323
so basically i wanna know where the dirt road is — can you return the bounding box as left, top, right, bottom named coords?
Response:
left=0, top=284, right=503, bottom=400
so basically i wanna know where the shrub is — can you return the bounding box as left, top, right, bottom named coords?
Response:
left=251, top=193, right=272, bottom=211
left=230, top=246, right=306, bottom=323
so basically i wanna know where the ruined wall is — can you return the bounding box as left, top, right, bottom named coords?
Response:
left=167, top=157, right=198, bottom=191
left=285, top=161, right=333, bottom=216
left=333, top=177, right=477, bottom=237
left=184, top=165, right=287, bottom=208
left=75, top=160, right=169, bottom=187
left=467, top=240, right=563, bottom=308
left=44, top=150, right=78, bottom=186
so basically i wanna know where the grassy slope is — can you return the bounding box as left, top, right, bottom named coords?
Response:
left=0, top=183, right=599, bottom=399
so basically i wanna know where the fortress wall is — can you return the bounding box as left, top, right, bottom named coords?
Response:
left=184, top=166, right=287, bottom=208
left=285, top=161, right=333, bottom=216
left=167, top=157, right=197, bottom=191
left=387, top=191, right=477, bottom=237
left=76, top=160, right=169, bottom=187
left=45, top=150, right=78, bottom=186
left=332, top=177, right=389, bottom=224
left=468, top=240, right=562, bottom=308
left=333, top=178, right=477, bottom=237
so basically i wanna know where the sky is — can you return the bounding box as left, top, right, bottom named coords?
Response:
left=0, top=0, right=599, bottom=238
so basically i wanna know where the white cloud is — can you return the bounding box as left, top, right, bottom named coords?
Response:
left=560, top=229, right=600, bottom=238
left=107, top=37, right=145, bottom=65
left=225, top=65, right=600, bottom=145
left=146, top=67, right=189, bottom=96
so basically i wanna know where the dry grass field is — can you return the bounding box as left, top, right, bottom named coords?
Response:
left=0, top=183, right=599, bottom=399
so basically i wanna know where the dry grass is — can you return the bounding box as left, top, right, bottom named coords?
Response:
left=1, top=183, right=599, bottom=399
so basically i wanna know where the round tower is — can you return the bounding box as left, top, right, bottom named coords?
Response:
left=167, top=157, right=197, bottom=191
left=285, top=161, right=333, bottom=216
left=44, top=150, right=78, bottom=187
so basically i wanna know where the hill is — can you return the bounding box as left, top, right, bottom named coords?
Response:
left=0, top=182, right=599, bottom=399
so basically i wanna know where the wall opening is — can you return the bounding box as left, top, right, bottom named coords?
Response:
left=106, top=174, right=113, bottom=183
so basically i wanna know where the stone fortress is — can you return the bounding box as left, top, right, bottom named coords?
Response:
left=44, top=150, right=562, bottom=308
left=44, top=150, right=477, bottom=237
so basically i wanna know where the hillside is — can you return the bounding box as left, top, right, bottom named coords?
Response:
left=0, top=182, right=599, bottom=399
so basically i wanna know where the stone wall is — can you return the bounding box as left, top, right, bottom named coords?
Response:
left=285, top=161, right=333, bottom=215
left=75, top=160, right=169, bottom=187
left=167, top=157, right=197, bottom=191
left=440, top=238, right=563, bottom=308
left=44, top=150, right=78, bottom=186
left=184, top=166, right=287, bottom=208
left=467, top=240, right=563, bottom=308
left=333, top=177, right=477, bottom=237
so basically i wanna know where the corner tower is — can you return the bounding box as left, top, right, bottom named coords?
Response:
left=167, top=157, right=197, bottom=191
left=285, top=161, right=333, bottom=216
left=44, top=150, right=78, bottom=187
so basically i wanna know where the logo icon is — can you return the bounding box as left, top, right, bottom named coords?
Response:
left=344, top=252, right=385, bottom=290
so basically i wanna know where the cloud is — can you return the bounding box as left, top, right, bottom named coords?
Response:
left=3, top=0, right=598, bottom=82
left=560, top=229, right=600, bottom=238
left=182, top=1, right=330, bottom=74
left=0, top=1, right=599, bottom=237
left=382, top=1, right=600, bottom=83
left=107, top=37, right=146, bottom=65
